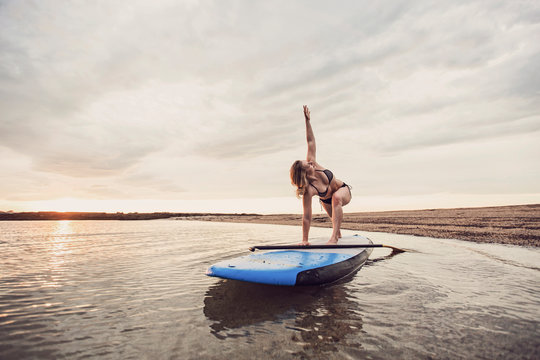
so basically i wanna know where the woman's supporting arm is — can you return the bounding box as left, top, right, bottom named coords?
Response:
left=302, top=191, right=312, bottom=244
left=304, top=105, right=316, bottom=162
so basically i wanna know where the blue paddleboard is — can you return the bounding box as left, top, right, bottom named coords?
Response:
left=206, top=235, right=373, bottom=286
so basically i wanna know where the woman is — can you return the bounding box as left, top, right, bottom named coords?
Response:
left=290, top=105, right=352, bottom=245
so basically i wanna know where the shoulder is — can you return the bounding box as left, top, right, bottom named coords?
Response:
left=311, top=161, right=325, bottom=170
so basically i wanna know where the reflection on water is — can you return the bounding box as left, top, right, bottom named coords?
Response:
left=204, top=279, right=366, bottom=356
left=0, top=220, right=539, bottom=359
left=46, top=220, right=73, bottom=287
left=206, top=281, right=357, bottom=333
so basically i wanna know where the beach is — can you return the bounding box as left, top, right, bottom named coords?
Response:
left=177, top=204, right=540, bottom=247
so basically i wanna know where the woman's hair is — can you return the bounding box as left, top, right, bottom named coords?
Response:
left=290, top=160, right=308, bottom=198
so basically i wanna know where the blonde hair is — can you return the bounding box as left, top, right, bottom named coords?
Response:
left=290, top=160, right=308, bottom=198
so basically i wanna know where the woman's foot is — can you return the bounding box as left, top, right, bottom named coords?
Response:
left=326, top=236, right=339, bottom=245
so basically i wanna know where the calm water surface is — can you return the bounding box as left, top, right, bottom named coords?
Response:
left=0, top=220, right=538, bottom=359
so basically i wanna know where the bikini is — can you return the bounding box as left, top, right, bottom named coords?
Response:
left=310, top=169, right=350, bottom=205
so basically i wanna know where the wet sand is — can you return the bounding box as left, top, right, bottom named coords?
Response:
left=177, top=204, right=540, bottom=247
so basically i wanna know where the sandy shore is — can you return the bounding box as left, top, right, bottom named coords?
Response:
left=177, top=204, right=540, bottom=247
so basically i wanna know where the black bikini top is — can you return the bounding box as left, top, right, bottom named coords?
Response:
left=310, top=169, right=334, bottom=197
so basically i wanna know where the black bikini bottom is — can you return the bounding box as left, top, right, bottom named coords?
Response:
left=320, top=183, right=351, bottom=204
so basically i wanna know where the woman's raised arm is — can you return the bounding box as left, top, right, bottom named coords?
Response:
left=304, top=105, right=316, bottom=162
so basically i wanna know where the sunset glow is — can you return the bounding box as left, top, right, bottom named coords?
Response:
left=4, top=193, right=539, bottom=215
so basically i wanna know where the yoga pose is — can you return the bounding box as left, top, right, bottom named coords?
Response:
left=290, top=105, right=352, bottom=245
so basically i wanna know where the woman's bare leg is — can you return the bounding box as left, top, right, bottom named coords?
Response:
left=321, top=202, right=341, bottom=238
left=327, top=187, right=351, bottom=244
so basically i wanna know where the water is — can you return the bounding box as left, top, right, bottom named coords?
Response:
left=0, top=220, right=538, bottom=359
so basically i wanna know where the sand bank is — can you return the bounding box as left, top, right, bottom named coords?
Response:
left=177, top=204, right=540, bottom=247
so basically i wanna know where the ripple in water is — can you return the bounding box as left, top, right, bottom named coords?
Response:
left=0, top=220, right=538, bottom=359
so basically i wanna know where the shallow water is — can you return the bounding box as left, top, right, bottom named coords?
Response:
left=0, top=220, right=538, bottom=359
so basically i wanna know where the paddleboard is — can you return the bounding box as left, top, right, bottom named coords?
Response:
left=206, top=234, right=373, bottom=286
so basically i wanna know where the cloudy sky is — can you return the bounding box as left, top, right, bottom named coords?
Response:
left=1, top=0, right=539, bottom=214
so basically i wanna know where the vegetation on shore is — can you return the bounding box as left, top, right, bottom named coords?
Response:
left=0, top=211, right=258, bottom=221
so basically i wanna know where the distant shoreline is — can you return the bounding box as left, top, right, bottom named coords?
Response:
left=2, top=204, right=539, bottom=247
left=0, top=211, right=258, bottom=221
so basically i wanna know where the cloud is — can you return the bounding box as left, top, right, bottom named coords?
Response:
left=0, top=0, right=539, bottom=210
